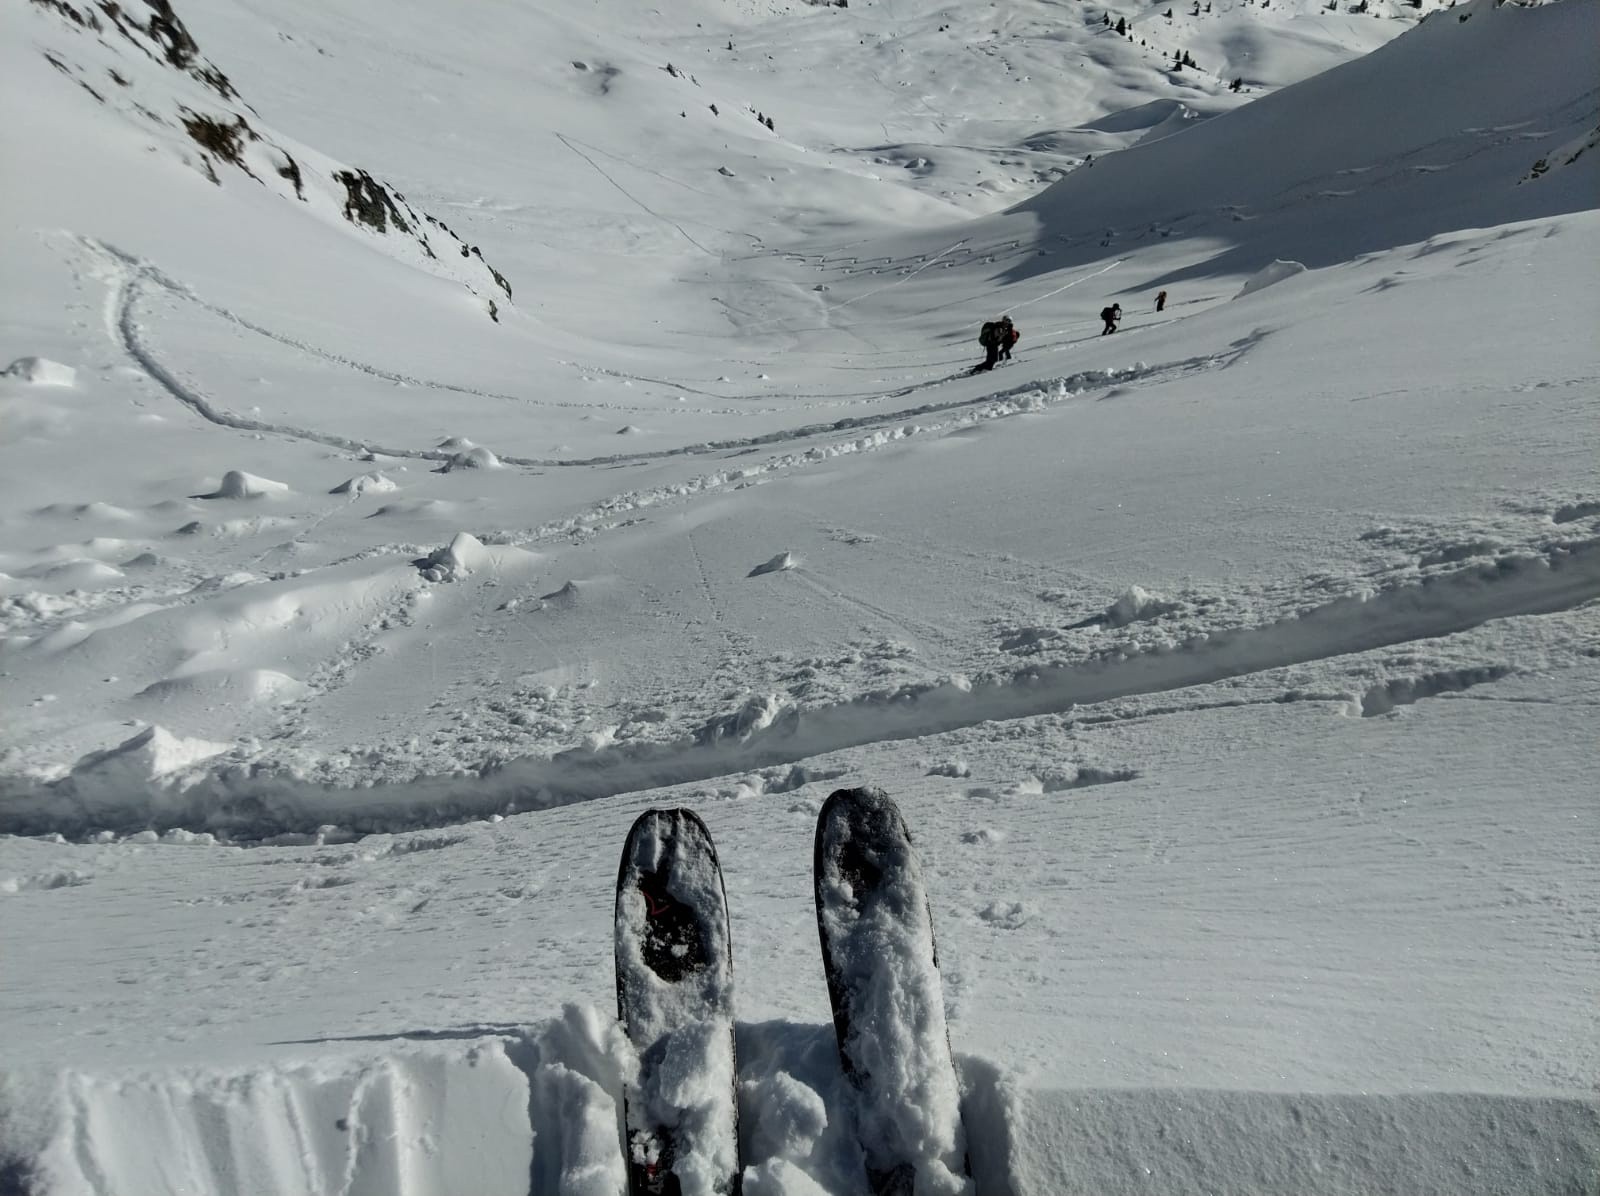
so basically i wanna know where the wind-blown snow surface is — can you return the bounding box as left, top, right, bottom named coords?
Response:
left=2, top=0, right=1598, bottom=1190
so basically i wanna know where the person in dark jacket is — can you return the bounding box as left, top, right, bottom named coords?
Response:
left=998, top=316, right=1020, bottom=361
left=972, top=315, right=1017, bottom=373
left=1100, top=303, right=1122, bottom=335
left=1155, top=290, right=1168, bottom=313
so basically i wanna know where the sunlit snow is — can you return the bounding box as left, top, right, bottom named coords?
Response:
left=1, top=0, right=1596, bottom=1191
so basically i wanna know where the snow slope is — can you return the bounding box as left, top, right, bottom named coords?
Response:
left=2, top=0, right=1597, bottom=1191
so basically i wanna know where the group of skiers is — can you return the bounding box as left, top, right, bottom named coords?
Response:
left=973, top=290, right=1169, bottom=372
left=972, top=315, right=1019, bottom=372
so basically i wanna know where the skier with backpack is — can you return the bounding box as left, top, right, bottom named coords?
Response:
left=972, top=315, right=1018, bottom=373
left=1100, top=303, right=1122, bottom=335
left=999, top=316, right=1020, bottom=362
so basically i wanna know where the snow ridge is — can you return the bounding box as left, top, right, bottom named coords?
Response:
left=3, top=539, right=1594, bottom=840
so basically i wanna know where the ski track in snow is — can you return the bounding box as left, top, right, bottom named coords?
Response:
left=6, top=537, right=1595, bottom=841
left=79, top=233, right=1251, bottom=508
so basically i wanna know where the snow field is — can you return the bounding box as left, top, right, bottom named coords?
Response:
left=2, top=0, right=1598, bottom=1190
left=5, top=699, right=1596, bottom=1193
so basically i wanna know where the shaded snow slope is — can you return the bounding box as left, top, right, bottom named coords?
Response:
left=1008, top=0, right=1600, bottom=275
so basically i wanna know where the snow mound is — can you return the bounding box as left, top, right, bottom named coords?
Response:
left=441, top=445, right=502, bottom=471
left=66, top=726, right=232, bottom=811
left=16, top=558, right=124, bottom=585
left=1236, top=259, right=1308, bottom=299
left=416, top=532, right=535, bottom=582
left=34, top=501, right=136, bottom=521
left=3, top=356, right=76, bottom=386
left=369, top=498, right=455, bottom=519
left=196, top=470, right=291, bottom=500
left=330, top=471, right=400, bottom=496
left=540, top=579, right=584, bottom=607
left=0, top=868, right=94, bottom=894
left=748, top=550, right=799, bottom=577
left=417, top=532, right=490, bottom=582
left=1104, top=585, right=1176, bottom=627
left=693, top=694, right=787, bottom=748
left=135, top=668, right=309, bottom=706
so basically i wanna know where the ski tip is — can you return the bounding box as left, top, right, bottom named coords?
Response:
left=819, top=785, right=891, bottom=814
left=817, top=785, right=902, bottom=830
left=626, top=806, right=711, bottom=828
left=616, top=807, right=723, bottom=894
left=622, top=806, right=716, bottom=845
left=814, top=787, right=914, bottom=882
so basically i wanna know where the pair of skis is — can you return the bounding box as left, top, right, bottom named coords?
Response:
left=614, top=787, right=971, bottom=1196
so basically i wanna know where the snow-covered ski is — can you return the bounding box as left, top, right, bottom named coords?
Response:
left=615, top=808, right=742, bottom=1196
left=814, top=787, right=973, bottom=1196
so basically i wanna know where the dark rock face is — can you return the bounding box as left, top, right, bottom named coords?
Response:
left=29, top=0, right=514, bottom=319
left=179, top=110, right=256, bottom=183
left=335, top=169, right=412, bottom=235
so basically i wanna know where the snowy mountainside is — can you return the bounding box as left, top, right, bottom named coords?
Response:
left=1013, top=0, right=1600, bottom=267
left=23, top=0, right=513, bottom=315
left=0, top=0, right=1456, bottom=809
left=2, top=0, right=1598, bottom=1192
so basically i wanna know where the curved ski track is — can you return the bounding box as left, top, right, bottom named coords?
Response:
left=81, top=236, right=1241, bottom=475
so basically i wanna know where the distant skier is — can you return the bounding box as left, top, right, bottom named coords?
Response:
left=1155, top=290, right=1168, bottom=313
left=1100, top=303, right=1122, bottom=335
left=972, top=315, right=1016, bottom=373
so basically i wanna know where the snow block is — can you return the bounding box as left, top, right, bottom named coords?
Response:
left=34, top=1042, right=534, bottom=1196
